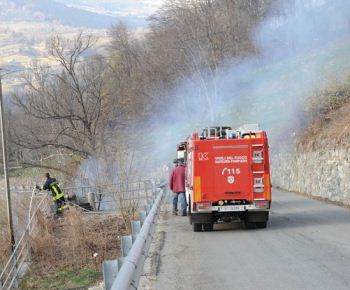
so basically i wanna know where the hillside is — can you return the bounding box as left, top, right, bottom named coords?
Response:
left=0, top=22, right=107, bottom=93
left=0, top=0, right=115, bottom=93
left=272, top=75, right=350, bottom=205
left=0, top=0, right=159, bottom=93
left=221, top=35, right=350, bottom=144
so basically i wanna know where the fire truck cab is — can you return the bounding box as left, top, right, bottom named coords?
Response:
left=178, top=125, right=271, bottom=232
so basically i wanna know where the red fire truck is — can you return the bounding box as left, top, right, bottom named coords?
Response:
left=177, top=125, right=271, bottom=232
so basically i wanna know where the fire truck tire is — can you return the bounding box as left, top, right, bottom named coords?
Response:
left=193, top=223, right=202, bottom=232
left=255, top=221, right=267, bottom=229
left=189, top=196, right=192, bottom=224
left=244, top=221, right=256, bottom=229
left=203, top=223, right=213, bottom=232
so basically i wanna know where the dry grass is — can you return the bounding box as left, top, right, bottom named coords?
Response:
left=28, top=208, right=127, bottom=277
left=116, top=189, right=141, bottom=233
left=299, top=101, right=350, bottom=150
left=299, top=78, right=350, bottom=150
left=0, top=199, right=11, bottom=273
left=1, top=171, right=150, bottom=287
left=0, top=191, right=31, bottom=273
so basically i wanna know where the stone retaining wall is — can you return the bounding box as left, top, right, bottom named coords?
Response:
left=271, top=148, right=350, bottom=205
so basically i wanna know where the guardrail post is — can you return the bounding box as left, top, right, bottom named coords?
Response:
left=153, top=187, right=157, bottom=197
left=121, top=235, right=132, bottom=257
left=152, top=180, right=156, bottom=196
left=145, top=204, right=151, bottom=215
left=139, top=211, right=147, bottom=226
left=131, top=221, right=141, bottom=243
left=111, top=185, right=165, bottom=290
left=103, top=260, right=119, bottom=290
left=87, top=192, right=95, bottom=211
left=118, top=257, right=124, bottom=270
left=119, top=234, right=132, bottom=271
left=12, top=250, right=18, bottom=289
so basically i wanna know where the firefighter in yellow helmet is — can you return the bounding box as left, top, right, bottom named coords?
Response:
left=36, top=173, right=68, bottom=214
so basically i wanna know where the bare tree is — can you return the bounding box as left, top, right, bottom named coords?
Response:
left=10, top=33, right=123, bottom=172
left=143, top=0, right=272, bottom=120
left=7, top=1, right=274, bottom=173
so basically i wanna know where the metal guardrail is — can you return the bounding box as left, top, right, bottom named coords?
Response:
left=6, top=180, right=154, bottom=193
left=103, top=182, right=166, bottom=290
left=63, top=180, right=154, bottom=212
left=6, top=180, right=154, bottom=214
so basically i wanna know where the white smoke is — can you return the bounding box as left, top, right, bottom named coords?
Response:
left=146, top=0, right=350, bottom=166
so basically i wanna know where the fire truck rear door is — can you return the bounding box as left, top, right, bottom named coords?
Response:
left=212, top=143, right=252, bottom=201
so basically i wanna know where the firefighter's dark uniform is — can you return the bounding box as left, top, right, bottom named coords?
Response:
left=38, top=177, right=68, bottom=213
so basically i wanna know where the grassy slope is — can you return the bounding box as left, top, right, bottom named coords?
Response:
left=299, top=101, right=350, bottom=151
left=20, top=268, right=102, bottom=290
left=145, top=36, right=350, bottom=166
left=221, top=36, right=350, bottom=146
left=18, top=210, right=125, bottom=289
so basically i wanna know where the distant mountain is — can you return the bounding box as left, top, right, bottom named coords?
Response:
left=2, top=0, right=147, bottom=28
left=0, top=0, right=159, bottom=91
left=56, top=0, right=164, bottom=17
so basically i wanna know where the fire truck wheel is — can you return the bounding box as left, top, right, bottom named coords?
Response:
left=244, top=221, right=256, bottom=229
left=193, top=223, right=202, bottom=232
left=255, top=222, right=267, bottom=229
left=203, top=223, right=213, bottom=232
left=188, top=196, right=192, bottom=224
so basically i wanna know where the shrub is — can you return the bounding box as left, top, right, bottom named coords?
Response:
left=305, top=80, right=350, bottom=118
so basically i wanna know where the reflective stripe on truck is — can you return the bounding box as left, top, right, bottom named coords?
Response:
left=194, top=176, right=201, bottom=201
left=265, top=174, right=271, bottom=200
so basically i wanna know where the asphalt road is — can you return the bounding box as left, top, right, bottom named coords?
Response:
left=152, top=188, right=350, bottom=290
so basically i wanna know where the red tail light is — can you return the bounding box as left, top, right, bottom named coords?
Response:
left=254, top=200, right=269, bottom=209
left=197, top=202, right=212, bottom=210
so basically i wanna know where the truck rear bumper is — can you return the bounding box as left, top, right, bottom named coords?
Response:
left=196, top=204, right=269, bottom=213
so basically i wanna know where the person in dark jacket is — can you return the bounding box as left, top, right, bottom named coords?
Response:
left=169, top=160, right=187, bottom=216
left=36, top=173, right=68, bottom=214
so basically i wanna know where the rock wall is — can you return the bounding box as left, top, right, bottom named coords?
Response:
left=271, top=148, right=350, bottom=205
